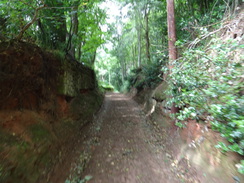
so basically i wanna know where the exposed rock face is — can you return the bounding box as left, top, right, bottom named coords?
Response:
left=0, top=40, right=103, bottom=183
left=58, top=60, right=96, bottom=97
left=133, top=81, right=169, bottom=117
left=0, top=41, right=101, bottom=111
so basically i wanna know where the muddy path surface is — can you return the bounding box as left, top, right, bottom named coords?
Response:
left=74, top=93, right=198, bottom=183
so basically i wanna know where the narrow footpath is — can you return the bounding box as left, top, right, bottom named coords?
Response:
left=78, top=93, right=195, bottom=183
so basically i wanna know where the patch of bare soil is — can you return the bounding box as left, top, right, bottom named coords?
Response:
left=65, top=93, right=201, bottom=183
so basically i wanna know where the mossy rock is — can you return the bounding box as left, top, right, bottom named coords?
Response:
left=28, top=123, right=51, bottom=143
left=70, top=90, right=103, bottom=120
left=153, top=82, right=168, bottom=101
left=58, top=59, right=96, bottom=97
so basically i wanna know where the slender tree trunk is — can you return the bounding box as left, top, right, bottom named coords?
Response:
left=121, top=63, right=125, bottom=84
left=109, top=70, right=111, bottom=85
left=167, top=0, right=179, bottom=114
left=132, top=45, right=135, bottom=68
left=91, top=52, right=97, bottom=65
left=137, top=26, right=142, bottom=68
left=124, top=60, right=127, bottom=78
left=167, top=0, right=177, bottom=68
left=77, top=42, right=82, bottom=62
left=133, top=44, right=137, bottom=68
left=144, top=7, right=151, bottom=63
left=69, top=5, right=79, bottom=59
left=134, top=4, right=142, bottom=68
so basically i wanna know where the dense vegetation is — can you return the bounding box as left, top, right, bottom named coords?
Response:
left=0, top=0, right=243, bottom=174
left=95, top=0, right=244, bottom=173
left=0, top=0, right=105, bottom=66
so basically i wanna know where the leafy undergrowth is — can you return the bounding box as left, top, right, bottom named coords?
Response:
left=132, top=87, right=243, bottom=182
left=164, top=11, right=244, bottom=173
left=126, top=61, right=163, bottom=93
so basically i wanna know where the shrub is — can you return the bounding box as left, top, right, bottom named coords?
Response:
left=165, top=37, right=244, bottom=170
left=127, top=61, right=163, bottom=91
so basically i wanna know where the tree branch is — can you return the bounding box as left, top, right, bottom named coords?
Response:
left=188, top=25, right=230, bottom=49
left=16, top=4, right=46, bottom=40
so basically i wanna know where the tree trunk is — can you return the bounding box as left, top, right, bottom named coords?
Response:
left=137, top=25, right=142, bottom=68
left=134, top=4, right=142, bottom=68
left=167, top=0, right=179, bottom=114
left=77, top=42, right=82, bottom=62
left=144, top=7, right=151, bottom=63
left=69, top=5, right=79, bottom=59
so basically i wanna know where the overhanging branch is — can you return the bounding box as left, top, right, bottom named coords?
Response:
left=16, top=4, right=46, bottom=40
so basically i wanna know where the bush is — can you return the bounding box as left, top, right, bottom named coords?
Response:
left=165, top=37, right=244, bottom=169
left=127, top=61, right=163, bottom=92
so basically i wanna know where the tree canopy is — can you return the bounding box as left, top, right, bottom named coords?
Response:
left=0, top=0, right=106, bottom=66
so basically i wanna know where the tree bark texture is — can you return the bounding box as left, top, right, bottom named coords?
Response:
left=69, top=5, right=79, bottom=59
left=167, top=0, right=177, bottom=68
left=137, top=27, right=142, bottom=68
left=167, top=0, right=179, bottom=114
left=144, top=7, right=151, bottom=63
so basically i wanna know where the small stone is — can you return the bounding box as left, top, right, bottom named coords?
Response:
left=233, top=176, right=240, bottom=183
left=166, top=153, right=171, bottom=158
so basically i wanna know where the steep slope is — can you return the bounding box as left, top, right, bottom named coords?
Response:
left=130, top=9, right=244, bottom=182
left=0, top=40, right=103, bottom=183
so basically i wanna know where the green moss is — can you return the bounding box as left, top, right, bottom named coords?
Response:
left=0, top=128, right=20, bottom=146
left=153, top=82, right=168, bottom=101
left=70, top=91, right=103, bottom=120
left=0, top=136, right=53, bottom=183
left=57, top=75, right=66, bottom=95
left=28, top=124, right=50, bottom=143
left=48, top=50, right=65, bottom=61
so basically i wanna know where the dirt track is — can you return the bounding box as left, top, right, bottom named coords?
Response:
left=79, top=93, right=185, bottom=183
left=62, top=92, right=244, bottom=183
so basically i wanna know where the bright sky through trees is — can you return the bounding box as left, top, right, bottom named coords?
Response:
left=99, top=0, right=129, bottom=34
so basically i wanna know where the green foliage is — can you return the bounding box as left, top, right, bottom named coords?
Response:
left=96, top=0, right=235, bottom=93
left=101, top=83, right=114, bottom=92
left=175, top=121, right=186, bottom=128
left=127, top=61, right=163, bottom=91
left=165, top=37, right=244, bottom=159
left=65, top=175, right=93, bottom=183
left=175, top=0, right=228, bottom=41
left=0, top=0, right=105, bottom=66
left=237, top=160, right=244, bottom=174
left=0, top=0, right=39, bottom=39
left=77, top=3, right=106, bottom=65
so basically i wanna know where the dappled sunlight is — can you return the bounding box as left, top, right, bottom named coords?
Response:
left=105, top=93, right=130, bottom=101
left=122, top=114, right=140, bottom=118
